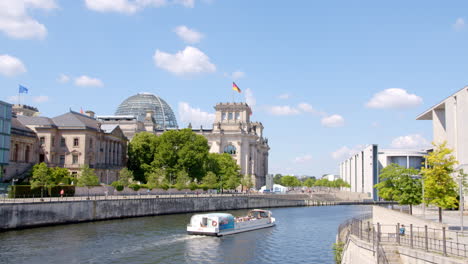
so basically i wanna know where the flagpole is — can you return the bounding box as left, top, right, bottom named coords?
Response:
left=18, top=86, right=20, bottom=106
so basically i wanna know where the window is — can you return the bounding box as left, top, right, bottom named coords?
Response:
left=228, top=112, right=233, bottom=120
left=59, top=155, right=65, bottom=165
left=39, top=137, right=45, bottom=145
left=72, top=154, right=78, bottom=164
left=222, top=112, right=227, bottom=120
left=224, top=144, right=237, bottom=155
left=73, top=138, right=79, bottom=147
left=60, top=137, right=66, bottom=147
left=235, top=112, right=240, bottom=120
left=89, top=138, right=93, bottom=149
left=51, top=136, right=55, bottom=147
left=25, top=146, right=30, bottom=163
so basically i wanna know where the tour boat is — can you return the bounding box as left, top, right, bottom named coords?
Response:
left=187, top=209, right=276, bottom=236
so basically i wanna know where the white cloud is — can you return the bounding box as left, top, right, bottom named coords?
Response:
left=331, top=145, right=365, bottom=160
left=153, top=46, right=216, bottom=76
left=174, top=25, right=203, bottom=44
left=174, top=0, right=195, bottom=8
left=297, top=102, right=325, bottom=116
left=0, top=54, right=27, bottom=77
left=57, top=74, right=70, bottom=83
left=74, top=75, right=104, bottom=87
left=390, top=134, right=430, bottom=149
left=178, top=102, right=215, bottom=128
left=33, top=95, right=49, bottom=103
left=454, top=18, right=465, bottom=31
left=294, top=154, right=313, bottom=164
left=231, top=70, right=245, bottom=80
left=0, top=0, right=56, bottom=39
left=245, top=88, right=256, bottom=110
left=84, top=0, right=166, bottom=14
left=278, top=93, right=290, bottom=100
left=265, top=105, right=300, bottom=116
left=366, top=88, right=422, bottom=109
left=321, top=114, right=344, bottom=127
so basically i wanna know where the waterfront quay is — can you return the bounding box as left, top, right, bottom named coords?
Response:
left=337, top=206, right=468, bottom=264
left=0, top=192, right=392, bottom=231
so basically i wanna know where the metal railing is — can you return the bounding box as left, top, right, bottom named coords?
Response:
left=339, top=216, right=468, bottom=259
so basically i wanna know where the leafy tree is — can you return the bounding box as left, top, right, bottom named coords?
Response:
left=374, top=163, right=403, bottom=201
left=281, top=175, right=302, bottom=187
left=146, top=168, right=166, bottom=189
left=152, top=129, right=209, bottom=182
left=175, top=170, right=191, bottom=190
left=202, top=171, right=218, bottom=190
left=31, top=162, right=55, bottom=197
left=273, top=174, right=283, bottom=184
left=421, top=142, right=458, bottom=222
left=304, top=177, right=316, bottom=187
left=240, top=174, right=253, bottom=192
left=207, top=153, right=240, bottom=191
left=118, top=168, right=134, bottom=187
left=333, top=178, right=351, bottom=188
left=127, top=132, right=159, bottom=182
left=50, top=167, right=72, bottom=184
left=77, top=165, right=99, bottom=187
left=395, top=173, right=422, bottom=215
left=314, top=178, right=331, bottom=187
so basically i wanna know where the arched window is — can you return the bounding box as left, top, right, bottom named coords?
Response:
left=224, top=144, right=237, bottom=155
left=13, top=144, right=18, bottom=162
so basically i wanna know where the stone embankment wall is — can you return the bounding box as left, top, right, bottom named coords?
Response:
left=0, top=196, right=304, bottom=230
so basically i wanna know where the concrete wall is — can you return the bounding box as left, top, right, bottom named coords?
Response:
left=0, top=196, right=304, bottom=230
left=341, top=235, right=375, bottom=264
left=398, top=246, right=467, bottom=264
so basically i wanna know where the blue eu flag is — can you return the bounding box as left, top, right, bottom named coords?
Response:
left=18, top=85, right=28, bottom=94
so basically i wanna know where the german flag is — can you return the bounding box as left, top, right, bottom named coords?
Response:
left=232, top=82, right=241, bottom=93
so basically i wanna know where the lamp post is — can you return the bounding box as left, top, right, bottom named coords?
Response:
left=456, top=164, right=467, bottom=233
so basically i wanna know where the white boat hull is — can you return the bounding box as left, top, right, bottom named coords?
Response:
left=187, top=217, right=276, bottom=237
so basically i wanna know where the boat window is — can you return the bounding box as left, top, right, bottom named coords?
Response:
left=201, top=217, right=208, bottom=227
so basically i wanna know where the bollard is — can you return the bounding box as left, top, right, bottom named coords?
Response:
left=360, top=220, right=363, bottom=240
left=367, top=221, right=370, bottom=242
left=425, top=225, right=428, bottom=252
left=377, top=223, right=381, bottom=243
left=442, top=227, right=447, bottom=256
left=410, top=224, right=413, bottom=248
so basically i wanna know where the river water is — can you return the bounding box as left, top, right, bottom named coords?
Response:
left=0, top=205, right=370, bottom=264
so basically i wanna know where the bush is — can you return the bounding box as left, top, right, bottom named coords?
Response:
left=111, top=181, right=124, bottom=191
left=7, top=185, right=75, bottom=198
left=128, top=183, right=141, bottom=191
left=200, top=184, right=209, bottom=191
left=139, top=184, right=149, bottom=189
left=160, top=183, right=169, bottom=190
left=189, top=182, right=198, bottom=191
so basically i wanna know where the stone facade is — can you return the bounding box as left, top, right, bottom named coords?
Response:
left=6, top=105, right=128, bottom=184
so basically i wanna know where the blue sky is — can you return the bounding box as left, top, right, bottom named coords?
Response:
left=1, top=0, right=468, bottom=177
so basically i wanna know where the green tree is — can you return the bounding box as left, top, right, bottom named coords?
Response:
left=240, top=174, right=253, bottom=192
left=127, top=132, right=159, bottom=182
left=152, top=129, right=209, bottom=182
left=31, top=162, right=55, bottom=197
left=281, top=175, right=302, bottom=187
left=374, top=163, right=403, bottom=201
left=304, top=177, right=316, bottom=187
left=175, top=170, right=191, bottom=190
left=118, top=168, right=134, bottom=187
left=202, top=171, right=218, bottom=190
left=50, top=167, right=71, bottom=184
left=77, top=165, right=99, bottom=187
left=206, top=153, right=240, bottom=192
left=394, top=173, right=422, bottom=215
left=421, top=142, right=458, bottom=222
left=273, top=174, right=283, bottom=184
left=146, top=168, right=166, bottom=189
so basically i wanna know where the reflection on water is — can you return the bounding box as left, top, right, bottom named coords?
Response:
left=0, top=206, right=370, bottom=264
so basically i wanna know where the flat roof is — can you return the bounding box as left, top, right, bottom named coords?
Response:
left=416, top=86, right=468, bottom=120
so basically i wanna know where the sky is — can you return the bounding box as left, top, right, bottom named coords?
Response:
left=1, top=0, right=468, bottom=177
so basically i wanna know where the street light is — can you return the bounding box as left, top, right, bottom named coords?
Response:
left=456, top=164, right=467, bottom=233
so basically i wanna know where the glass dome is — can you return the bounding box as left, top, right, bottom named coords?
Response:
left=115, top=93, right=178, bottom=129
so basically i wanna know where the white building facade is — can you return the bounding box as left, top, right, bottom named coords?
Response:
left=339, top=145, right=426, bottom=201
left=417, top=86, right=468, bottom=172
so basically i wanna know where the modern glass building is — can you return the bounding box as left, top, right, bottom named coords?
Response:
left=115, top=93, right=178, bottom=129
left=0, top=101, right=12, bottom=179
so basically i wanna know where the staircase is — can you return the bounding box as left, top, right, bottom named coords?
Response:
left=380, top=244, right=402, bottom=264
